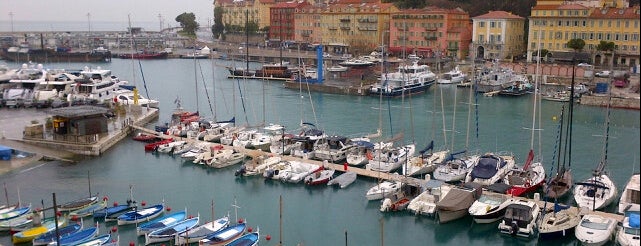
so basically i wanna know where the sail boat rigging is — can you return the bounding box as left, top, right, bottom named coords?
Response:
left=573, top=87, right=618, bottom=211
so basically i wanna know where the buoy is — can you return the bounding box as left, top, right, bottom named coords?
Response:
left=248, top=227, right=253, bottom=232
left=71, top=215, right=79, bottom=221
left=141, top=201, right=147, bottom=206
left=36, top=207, right=42, bottom=212
left=266, top=235, right=271, bottom=241
left=166, top=207, right=172, bottom=212
left=111, top=226, right=117, bottom=233
left=238, top=218, right=244, bottom=224
left=129, top=242, right=135, bottom=246
left=56, top=211, right=62, bottom=217
left=113, top=202, right=119, bottom=207
left=188, top=215, right=193, bottom=219
left=103, top=196, right=109, bottom=201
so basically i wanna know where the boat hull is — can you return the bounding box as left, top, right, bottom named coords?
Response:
left=437, top=209, right=468, bottom=224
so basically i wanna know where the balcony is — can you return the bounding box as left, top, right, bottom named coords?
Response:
left=358, top=18, right=376, bottom=23
left=340, top=26, right=351, bottom=30
left=358, top=27, right=377, bottom=31
left=424, top=36, right=437, bottom=41
left=328, top=26, right=337, bottom=30
left=339, top=17, right=351, bottom=22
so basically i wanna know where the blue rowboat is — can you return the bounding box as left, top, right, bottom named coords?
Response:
left=32, top=222, right=83, bottom=246
left=225, top=229, right=259, bottom=246
left=93, top=204, right=132, bottom=219
left=145, top=216, right=199, bottom=245
left=47, top=226, right=98, bottom=246
left=136, top=210, right=187, bottom=236
left=117, top=204, right=164, bottom=225
left=75, top=233, right=111, bottom=246
left=175, top=215, right=230, bottom=245
left=0, top=205, right=30, bottom=221
left=0, top=213, right=32, bottom=232
left=199, top=223, right=247, bottom=246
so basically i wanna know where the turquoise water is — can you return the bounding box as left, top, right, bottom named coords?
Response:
left=0, top=59, right=639, bottom=245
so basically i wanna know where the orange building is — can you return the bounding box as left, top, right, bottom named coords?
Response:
left=389, top=7, right=472, bottom=60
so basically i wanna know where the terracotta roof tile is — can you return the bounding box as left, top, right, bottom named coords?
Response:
left=473, top=10, right=524, bottom=19
left=590, top=6, right=640, bottom=19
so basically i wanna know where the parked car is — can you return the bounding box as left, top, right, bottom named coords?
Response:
left=595, top=70, right=611, bottom=77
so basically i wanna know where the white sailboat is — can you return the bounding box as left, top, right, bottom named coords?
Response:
left=574, top=92, right=618, bottom=211
left=618, top=174, right=640, bottom=214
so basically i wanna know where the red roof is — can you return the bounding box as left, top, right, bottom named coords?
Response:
left=557, top=4, right=589, bottom=10
left=473, top=11, right=524, bottom=19
left=590, top=6, right=640, bottom=19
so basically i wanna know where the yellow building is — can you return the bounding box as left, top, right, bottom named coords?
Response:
left=217, top=0, right=261, bottom=30
left=528, top=0, right=640, bottom=68
left=471, top=11, right=526, bottom=61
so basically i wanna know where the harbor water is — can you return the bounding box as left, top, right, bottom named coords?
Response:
left=0, top=58, right=639, bottom=246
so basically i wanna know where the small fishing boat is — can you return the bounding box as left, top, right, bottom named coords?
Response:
left=145, top=216, right=199, bottom=245
left=136, top=210, right=186, bottom=236
left=0, top=213, right=33, bottom=232
left=497, top=199, right=540, bottom=238
left=117, top=203, right=165, bottom=225
left=304, top=168, right=335, bottom=186
left=156, top=140, right=187, bottom=154
left=327, top=65, right=348, bottom=72
left=225, top=229, right=259, bottom=246
left=69, top=199, right=107, bottom=218
left=32, top=222, right=83, bottom=246
left=47, top=226, right=98, bottom=246
left=327, top=171, right=357, bottom=189
left=93, top=204, right=134, bottom=219
left=0, top=204, right=31, bottom=221
left=57, top=196, right=99, bottom=212
left=144, top=139, right=173, bottom=152
left=174, top=215, right=229, bottom=245
left=74, top=233, right=111, bottom=246
left=279, top=161, right=321, bottom=184
left=380, top=183, right=422, bottom=212
left=617, top=212, right=640, bottom=246
left=12, top=216, right=67, bottom=244
left=105, top=206, right=138, bottom=222
left=199, top=222, right=247, bottom=246
left=575, top=214, right=616, bottom=246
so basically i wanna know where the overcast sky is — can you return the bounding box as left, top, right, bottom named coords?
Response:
left=1, top=0, right=215, bottom=24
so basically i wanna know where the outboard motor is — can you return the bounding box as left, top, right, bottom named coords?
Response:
left=235, top=165, right=246, bottom=176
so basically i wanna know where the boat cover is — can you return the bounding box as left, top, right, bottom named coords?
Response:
left=436, top=187, right=475, bottom=211
left=470, top=155, right=505, bottom=179
left=486, top=183, right=511, bottom=193
left=630, top=213, right=640, bottom=228
left=0, top=145, right=11, bottom=160
left=353, top=140, right=374, bottom=149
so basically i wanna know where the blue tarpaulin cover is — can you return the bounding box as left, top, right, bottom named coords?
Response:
left=630, top=213, right=640, bottom=228
left=0, top=145, right=12, bottom=161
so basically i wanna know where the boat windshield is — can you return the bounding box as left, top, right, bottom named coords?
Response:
left=442, top=74, right=453, bottom=80
left=580, top=218, right=612, bottom=230
left=624, top=226, right=640, bottom=235
left=477, top=195, right=503, bottom=206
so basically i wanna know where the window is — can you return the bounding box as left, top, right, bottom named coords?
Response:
left=582, top=21, right=586, bottom=27
left=479, top=34, right=484, bottom=41
left=597, top=33, right=602, bottom=40
left=490, top=22, right=495, bottom=28
left=615, top=34, right=620, bottom=41
left=497, top=35, right=502, bottom=42
left=479, top=21, right=485, bottom=27
left=606, top=33, right=611, bottom=40
left=558, top=21, right=562, bottom=26
left=566, top=21, right=570, bottom=26
left=498, top=22, right=502, bottom=28
left=574, top=21, right=579, bottom=26
left=590, top=33, right=594, bottom=40
left=531, top=42, right=536, bottom=49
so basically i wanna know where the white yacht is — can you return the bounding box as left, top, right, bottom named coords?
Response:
left=497, top=199, right=540, bottom=238
left=370, top=61, right=436, bottom=97
left=366, top=144, right=415, bottom=173
left=575, top=214, right=616, bottom=246
left=407, top=180, right=448, bottom=217
left=114, top=90, right=159, bottom=108
left=465, top=153, right=515, bottom=186
left=437, top=66, right=466, bottom=84
left=468, top=194, right=509, bottom=224
left=617, top=213, right=640, bottom=246
left=2, top=63, right=47, bottom=107
left=68, top=66, right=128, bottom=104
left=619, top=174, right=640, bottom=214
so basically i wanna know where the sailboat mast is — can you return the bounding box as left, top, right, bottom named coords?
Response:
left=567, top=58, right=576, bottom=169
left=3, top=182, right=8, bottom=206
left=127, top=15, right=136, bottom=87
left=279, top=195, right=282, bottom=246
left=598, top=86, right=613, bottom=173
left=87, top=171, right=91, bottom=197
left=245, top=8, right=249, bottom=76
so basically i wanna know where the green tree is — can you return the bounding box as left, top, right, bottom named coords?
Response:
left=567, top=38, right=585, bottom=52
left=212, top=7, right=225, bottom=39
left=175, top=12, right=199, bottom=37
left=597, top=41, right=616, bottom=67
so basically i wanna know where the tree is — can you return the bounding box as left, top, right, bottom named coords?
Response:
left=212, top=7, right=225, bottom=39
left=567, top=38, right=585, bottom=52
left=175, top=12, right=199, bottom=37
left=597, top=41, right=616, bottom=67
